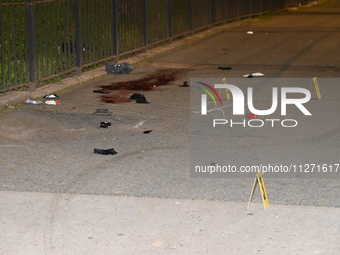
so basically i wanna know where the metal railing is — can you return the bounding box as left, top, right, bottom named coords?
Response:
left=0, top=0, right=304, bottom=92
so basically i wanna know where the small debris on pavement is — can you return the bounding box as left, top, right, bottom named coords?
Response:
left=105, top=62, right=133, bottom=74
left=93, top=90, right=110, bottom=94
left=134, top=120, right=147, bottom=128
left=180, top=81, right=189, bottom=87
left=92, top=109, right=113, bottom=116
left=136, top=95, right=149, bottom=104
left=99, top=122, right=111, bottom=128
left=129, top=93, right=149, bottom=104
left=247, top=31, right=254, bottom=34
left=218, top=66, right=232, bottom=70
left=94, top=148, right=117, bottom=155
left=44, top=94, right=59, bottom=99
left=143, top=130, right=152, bottom=134
left=129, top=93, right=144, bottom=100
left=45, top=100, right=61, bottom=105
left=243, top=73, right=264, bottom=78
left=24, top=99, right=42, bottom=105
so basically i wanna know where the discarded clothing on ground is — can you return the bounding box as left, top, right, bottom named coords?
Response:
left=129, top=93, right=149, bottom=104
left=105, top=62, right=133, bottom=74
left=94, top=148, right=117, bottom=155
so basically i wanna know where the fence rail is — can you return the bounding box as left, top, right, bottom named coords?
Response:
left=1, top=0, right=307, bottom=92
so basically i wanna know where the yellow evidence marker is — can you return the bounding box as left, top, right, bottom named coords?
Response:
left=219, top=77, right=231, bottom=100
left=310, top=77, right=322, bottom=99
left=247, top=170, right=269, bottom=210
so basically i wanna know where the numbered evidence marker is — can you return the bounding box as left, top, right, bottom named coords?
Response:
left=310, top=77, right=322, bottom=99
left=247, top=170, right=269, bottom=210
left=219, top=77, right=231, bottom=100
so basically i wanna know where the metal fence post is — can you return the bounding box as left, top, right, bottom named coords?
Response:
left=208, top=0, right=212, bottom=28
left=168, top=0, right=173, bottom=43
left=211, top=0, right=216, bottom=25
left=112, top=0, right=119, bottom=62
left=224, top=0, right=227, bottom=21
left=189, top=0, right=193, bottom=34
left=74, top=0, right=83, bottom=76
left=25, top=0, right=38, bottom=92
left=143, top=0, right=148, bottom=52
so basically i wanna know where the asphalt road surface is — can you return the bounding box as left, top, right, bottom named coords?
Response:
left=1, top=0, right=339, bottom=208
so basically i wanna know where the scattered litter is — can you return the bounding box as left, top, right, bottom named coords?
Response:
left=92, top=109, right=112, bottom=116
left=218, top=66, right=232, bottom=70
left=94, top=148, right=117, bottom=155
left=180, top=81, right=189, bottom=87
left=44, top=94, right=59, bottom=99
left=134, top=120, right=147, bottom=128
left=93, top=90, right=110, bottom=94
left=136, top=96, right=149, bottom=104
left=129, top=93, right=144, bottom=100
left=243, top=73, right=264, bottom=78
left=247, top=31, right=254, bottom=34
left=105, top=62, right=133, bottom=74
left=24, top=99, right=42, bottom=105
left=143, top=130, right=152, bottom=134
left=99, top=122, right=111, bottom=128
left=5, top=105, right=15, bottom=109
left=45, top=100, right=61, bottom=105
left=129, top=93, right=149, bottom=104
left=247, top=113, right=258, bottom=119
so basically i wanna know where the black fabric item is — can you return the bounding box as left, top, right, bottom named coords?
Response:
left=93, top=90, right=110, bottom=94
left=136, top=95, right=149, bottom=104
left=218, top=66, right=232, bottom=70
left=94, top=148, right=117, bottom=155
left=129, top=93, right=144, bottom=100
left=105, top=62, right=133, bottom=74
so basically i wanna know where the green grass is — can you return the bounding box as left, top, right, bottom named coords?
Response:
left=1, top=0, right=291, bottom=92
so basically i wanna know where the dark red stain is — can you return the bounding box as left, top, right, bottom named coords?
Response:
left=97, top=69, right=179, bottom=104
